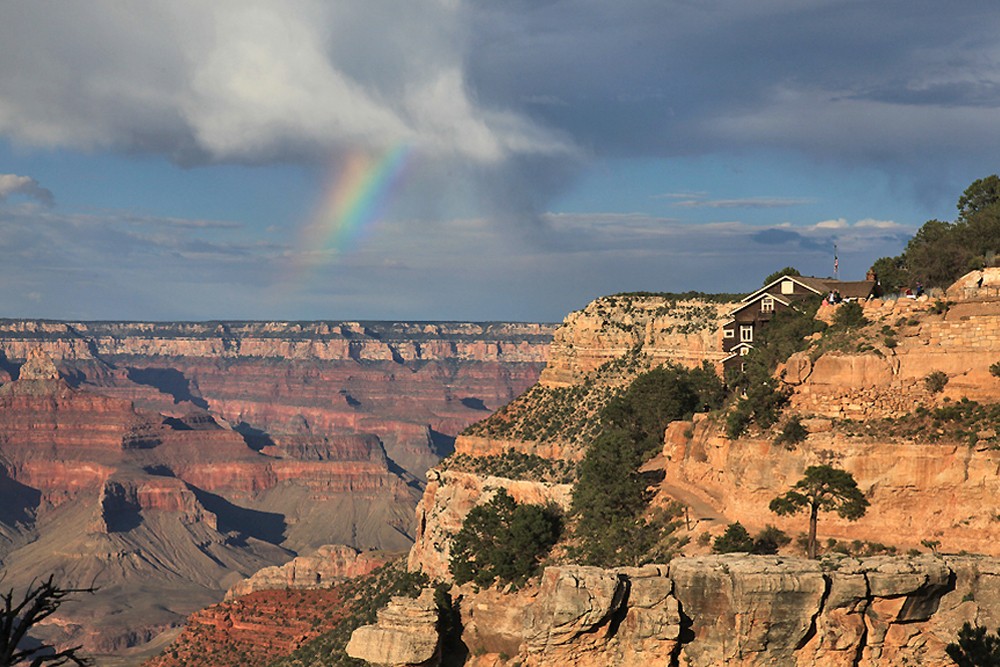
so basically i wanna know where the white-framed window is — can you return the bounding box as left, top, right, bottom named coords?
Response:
left=781, top=279, right=794, bottom=295
left=761, top=296, right=774, bottom=313
left=739, top=347, right=750, bottom=356
left=740, top=325, right=753, bottom=342
left=740, top=362, right=747, bottom=372
left=723, top=329, right=735, bottom=338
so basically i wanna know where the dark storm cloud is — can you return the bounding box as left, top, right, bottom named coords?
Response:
left=464, top=0, right=1000, bottom=168
left=1, top=2, right=996, bottom=176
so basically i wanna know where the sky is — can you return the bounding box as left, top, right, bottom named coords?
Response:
left=1, top=1, right=999, bottom=323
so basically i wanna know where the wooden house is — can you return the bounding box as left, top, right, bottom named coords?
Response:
left=721, top=274, right=875, bottom=375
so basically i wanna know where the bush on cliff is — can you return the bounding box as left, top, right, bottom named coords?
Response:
left=449, top=489, right=561, bottom=588
left=601, top=362, right=724, bottom=457
left=947, top=622, right=1000, bottom=666
left=570, top=364, right=720, bottom=566
left=712, top=523, right=754, bottom=553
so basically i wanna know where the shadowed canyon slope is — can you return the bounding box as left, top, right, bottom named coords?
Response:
left=0, top=319, right=552, bottom=656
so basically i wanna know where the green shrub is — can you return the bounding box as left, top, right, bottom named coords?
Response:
left=450, top=489, right=561, bottom=588
left=752, top=525, right=791, bottom=555
left=774, top=415, right=808, bottom=447
left=925, top=371, right=949, bottom=394
left=947, top=622, right=1000, bottom=666
left=833, top=301, right=868, bottom=328
left=571, top=363, right=723, bottom=566
left=990, top=361, right=1000, bottom=378
left=725, top=377, right=790, bottom=438
left=712, top=523, right=754, bottom=553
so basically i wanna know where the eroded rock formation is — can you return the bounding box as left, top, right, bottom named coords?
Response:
left=225, top=544, right=392, bottom=599
left=356, top=555, right=1000, bottom=666
left=346, top=588, right=441, bottom=666
left=538, top=295, right=730, bottom=388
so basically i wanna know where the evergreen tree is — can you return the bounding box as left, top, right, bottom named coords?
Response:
left=947, top=622, right=1000, bottom=667
left=769, top=465, right=868, bottom=559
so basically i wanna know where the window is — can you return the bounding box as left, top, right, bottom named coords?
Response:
left=740, top=362, right=747, bottom=372
left=781, top=279, right=794, bottom=295
left=740, top=325, right=753, bottom=342
left=739, top=347, right=750, bottom=356
left=761, top=296, right=774, bottom=313
left=723, top=329, right=735, bottom=338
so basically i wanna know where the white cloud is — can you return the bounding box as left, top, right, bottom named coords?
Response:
left=814, top=218, right=848, bottom=229
left=854, top=218, right=900, bottom=229
left=0, top=174, right=53, bottom=206
left=671, top=196, right=815, bottom=209
left=0, top=1, right=571, bottom=165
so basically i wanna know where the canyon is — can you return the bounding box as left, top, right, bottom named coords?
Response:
left=0, top=319, right=553, bottom=659
left=346, top=284, right=1000, bottom=666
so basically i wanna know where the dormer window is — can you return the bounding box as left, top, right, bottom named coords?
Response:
left=781, top=279, right=794, bottom=295
left=761, top=296, right=774, bottom=313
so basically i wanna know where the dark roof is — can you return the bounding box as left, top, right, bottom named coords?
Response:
left=795, top=276, right=834, bottom=294
left=830, top=280, right=876, bottom=299
left=743, top=275, right=876, bottom=304
left=727, top=292, right=793, bottom=317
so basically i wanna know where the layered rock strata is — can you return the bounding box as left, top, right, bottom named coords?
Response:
left=538, top=295, right=731, bottom=388
left=661, top=417, right=1000, bottom=556
left=363, top=556, right=1000, bottom=666
left=225, top=544, right=392, bottom=599
left=0, top=319, right=553, bottom=479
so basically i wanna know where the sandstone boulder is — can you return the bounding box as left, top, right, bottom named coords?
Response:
left=226, top=544, right=391, bottom=599
left=346, top=587, right=440, bottom=666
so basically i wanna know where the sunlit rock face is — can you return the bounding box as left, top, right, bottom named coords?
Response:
left=363, top=556, right=997, bottom=667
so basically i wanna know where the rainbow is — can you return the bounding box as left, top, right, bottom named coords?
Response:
left=285, top=144, right=412, bottom=284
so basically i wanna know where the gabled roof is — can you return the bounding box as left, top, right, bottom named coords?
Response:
left=728, top=291, right=792, bottom=317
left=741, top=275, right=876, bottom=304
left=721, top=342, right=754, bottom=363
left=741, top=275, right=830, bottom=303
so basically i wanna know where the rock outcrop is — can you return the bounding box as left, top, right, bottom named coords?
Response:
left=355, top=555, right=1000, bottom=666
left=225, top=544, right=392, bottom=599
left=538, top=295, right=731, bottom=388
left=661, top=417, right=1000, bottom=556
left=408, top=469, right=573, bottom=580
left=346, top=588, right=441, bottom=667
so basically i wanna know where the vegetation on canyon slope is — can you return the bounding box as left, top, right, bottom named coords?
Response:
left=449, top=489, right=561, bottom=588
left=570, top=364, right=725, bottom=566
left=268, top=560, right=429, bottom=667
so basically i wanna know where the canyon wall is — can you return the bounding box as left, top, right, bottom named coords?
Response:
left=0, top=319, right=553, bottom=479
left=662, top=417, right=1000, bottom=556
left=538, top=295, right=731, bottom=388
left=0, top=319, right=552, bottom=658
left=445, top=554, right=1000, bottom=666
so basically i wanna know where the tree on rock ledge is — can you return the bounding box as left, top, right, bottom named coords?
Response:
left=769, top=465, right=869, bottom=559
